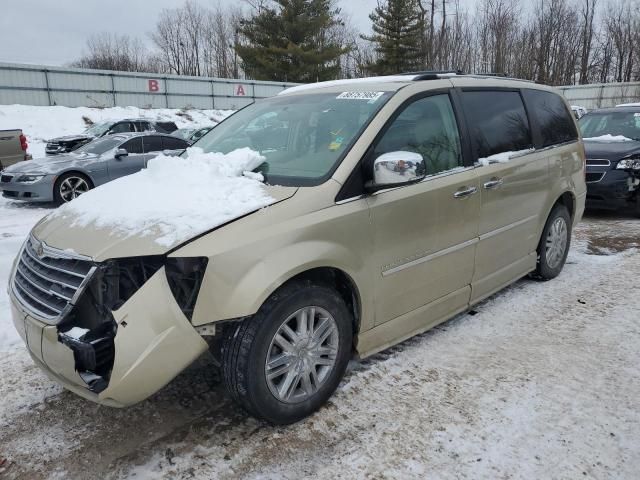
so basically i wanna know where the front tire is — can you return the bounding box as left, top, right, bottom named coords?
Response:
left=533, top=204, right=571, bottom=280
left=221, top=281, right=353, bottom=424
left=53, top=172, right=92, bottom=206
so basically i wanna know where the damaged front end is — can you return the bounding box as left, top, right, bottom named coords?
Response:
left=10, top=235, right=210, bottom=406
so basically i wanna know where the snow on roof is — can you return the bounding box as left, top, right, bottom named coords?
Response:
left=278, top=75, right=419, bottom=95
left=52, top=147, right=274, bottom=247
left=583, top=134, right=634, bottom=142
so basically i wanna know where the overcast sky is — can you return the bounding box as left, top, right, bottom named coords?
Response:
left=0, top=0, right=384, bottom=66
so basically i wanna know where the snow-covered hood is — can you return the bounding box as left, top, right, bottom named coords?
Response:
left=4, top=153, right=97, bottom=174
left=584, top=138, right=640, bottom=161
left=31, top=148, right=297, bottom=261
left=48, top=134, right=94, bottom=143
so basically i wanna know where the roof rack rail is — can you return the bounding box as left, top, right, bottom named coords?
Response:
left=400, top=70, right=464, bottom=80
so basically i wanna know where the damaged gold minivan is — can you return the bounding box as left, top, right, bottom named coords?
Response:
left=8, top=74, right=586, bottom=424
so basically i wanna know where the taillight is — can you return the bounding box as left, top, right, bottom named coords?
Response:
left=19, top=134, right=28, bottom=151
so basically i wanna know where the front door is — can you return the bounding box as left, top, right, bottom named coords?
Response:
left=108, top=137, right=147, bottom=180
left=366, top=93, right=480, bottom=326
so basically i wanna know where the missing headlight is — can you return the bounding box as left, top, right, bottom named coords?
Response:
left=165, top=257, right=209, bottom=321
left=101, top=256, right=165, bottom=311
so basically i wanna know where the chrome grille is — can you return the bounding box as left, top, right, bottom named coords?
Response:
left=586, top=158, right=611, bottom=167
left=12, top=236, right=95, bottom=322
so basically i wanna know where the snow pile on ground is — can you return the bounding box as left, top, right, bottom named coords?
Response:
left=0, top=104, right=233, bottom=158
left=583, top=134, right=634, bottom=142
left=52, top=147, right=273, bottom=247
left=477, top=148, right=535, bottom=166
left=0, top=199, right=50, bottom=348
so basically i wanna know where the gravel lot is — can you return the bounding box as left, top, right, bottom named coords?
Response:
left=0, top=198, right=638, bottom=480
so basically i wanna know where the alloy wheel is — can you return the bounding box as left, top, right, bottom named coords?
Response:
left=59, top=176, right=90, bottom=202
left=545, top=216, right=568, bottom=269
left=265, top=306, right=339, bottom=404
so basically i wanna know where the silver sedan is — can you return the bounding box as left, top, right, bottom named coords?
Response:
left=0, top=132, right=188, bottom=205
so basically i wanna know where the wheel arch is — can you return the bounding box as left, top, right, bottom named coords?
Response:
left=55, top=169, right=95, bottom=188
left=272, top=267, right=362, bottom=340
left=539, top=190, right=576, bottom=237
left=555, top=191, right=576, bottom=220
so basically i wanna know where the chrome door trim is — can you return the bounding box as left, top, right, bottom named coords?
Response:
left=371, top=166, right=475, bottom=197
left=478, top=215, right=538, bottom=241
left=382, top=238, right=479, bottom=277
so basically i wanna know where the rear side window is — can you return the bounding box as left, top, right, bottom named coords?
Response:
left=523, top=89, right=578, bottom=147
left=142, top=136, right=163, bottom=153
left=162, top=136, right=188, bottom=150
left=460, top=90, right=532, bottom=159
left=135, top=121, right=152, bottom=132
left=110, top=122, right=135, bottom=134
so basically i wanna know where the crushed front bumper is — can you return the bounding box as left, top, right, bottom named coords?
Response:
left=10, top=267, right=209, bottom=407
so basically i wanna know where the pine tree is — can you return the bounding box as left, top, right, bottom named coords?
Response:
left=363, top=0, right=424, bottom=75
left=236, top=0, right=349, bottom=83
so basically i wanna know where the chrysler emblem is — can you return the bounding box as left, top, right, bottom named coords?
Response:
left=36, top=242, right=45, bottom=258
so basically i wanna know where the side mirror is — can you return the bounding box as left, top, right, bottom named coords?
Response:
left=114, top=148, right=128, bottom=159
left=366, top=151, right=426, bottom=192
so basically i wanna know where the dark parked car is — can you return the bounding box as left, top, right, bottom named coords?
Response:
left=45, top=119, right=179, bottom=156
left=579, top=106, right=640, bottom=216
left=1, top=132, right=188, bottom=205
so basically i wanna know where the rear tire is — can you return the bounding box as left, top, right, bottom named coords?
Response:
left=533, top=204, right=571, bottom=280
left=53, top=172, right=92, bottom=206
left=221, top=281, right=353, bottom=424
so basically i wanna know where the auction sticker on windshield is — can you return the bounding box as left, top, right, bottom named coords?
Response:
left=336, top=91, right=385, bottom=103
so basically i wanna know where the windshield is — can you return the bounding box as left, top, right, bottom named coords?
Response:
left=84, top=122, right=112, bottom=136
left=74, top=136, right=124, bottom=155
left=174, top=129, right=196, bottom=140
left=579, top=111, right=640, bottom=140
left=193, top=91, right=394, bottom=185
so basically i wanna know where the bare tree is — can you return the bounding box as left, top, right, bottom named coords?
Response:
left=72, top=33, right=152, bottom=72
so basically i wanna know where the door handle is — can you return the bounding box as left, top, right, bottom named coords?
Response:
left=483, top=177, right=504, bottom=190
left=453, top=186, right=478, bottom=198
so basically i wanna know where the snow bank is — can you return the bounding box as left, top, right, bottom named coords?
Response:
left=0, top=104, right=233, bottom=158
left=477, top=148, right=534, bottom=166
left=52, top=147, right=273, bottom=247
left=583, top=134, right=634, bottom=142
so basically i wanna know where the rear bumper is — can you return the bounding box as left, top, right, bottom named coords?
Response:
left=0, top=175, right=55, bottom=202
left=9, top=268, right=209, bottom=407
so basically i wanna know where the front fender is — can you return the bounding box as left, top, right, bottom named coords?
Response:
left=191, top=239, right=371, bottom=327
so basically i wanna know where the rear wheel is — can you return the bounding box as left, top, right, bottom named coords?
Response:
left=533, top=204, right=571, bottom=280
left=221, top=281, right=353, bottom=424
left=53, top=172, right=92, bottom=205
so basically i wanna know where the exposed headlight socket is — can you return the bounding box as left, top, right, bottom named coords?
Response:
left=165, top=257, right=209, bottom=321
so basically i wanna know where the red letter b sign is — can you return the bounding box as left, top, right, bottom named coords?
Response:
left=148, top=79, right=160, bottom=92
